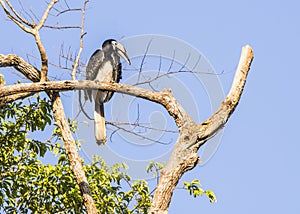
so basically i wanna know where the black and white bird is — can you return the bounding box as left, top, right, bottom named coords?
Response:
left=85, top=39, right=130, bottom=145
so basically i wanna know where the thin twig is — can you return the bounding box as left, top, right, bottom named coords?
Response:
left=6, top=0, right=34, bottom=27
left=0, top=0, right=33, bottom=33
left=55, top=8, right=81, bottom=17
left=33, top=0, right=58, bottom=81
left=108, top=121, right=177, bottom=133
left=76, top=89, right=94, bottom=120
left=108, top=121, right=173, bottom=145
left=44, top=25, right=81, bottom=29
left=36, top=0, right=58, bottom=30
left=72, top=0, right=89, bottom=80
left=137, top=38, right=152, bottom=84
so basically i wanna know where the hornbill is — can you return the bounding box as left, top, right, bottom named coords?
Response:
left=85, top=39, right=130, bottom=145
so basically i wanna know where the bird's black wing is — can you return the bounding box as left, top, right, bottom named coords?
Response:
left=86, top=49, right=105, bottom=101
left=117, top=61, right=122, bottom=83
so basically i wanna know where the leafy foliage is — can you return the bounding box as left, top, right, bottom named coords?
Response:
left=146, top=160, right=164, bottom=178
left=0, top=96, right=152, bottom=213
left=86, top=157, right=152, bottom=214
left=183, top=179, right=217, bottom=203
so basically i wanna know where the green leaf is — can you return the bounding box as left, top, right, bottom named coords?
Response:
left=183, top=179, right=216, bottom=202
left=205, top=190, right=217, bottom=203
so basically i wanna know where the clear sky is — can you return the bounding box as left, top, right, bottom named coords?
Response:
left=1, top=0, right=300, bottom=213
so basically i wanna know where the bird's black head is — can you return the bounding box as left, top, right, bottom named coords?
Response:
left=102, top=39, right=116, bottom=49
left=102, top=39, right=131, bottom=65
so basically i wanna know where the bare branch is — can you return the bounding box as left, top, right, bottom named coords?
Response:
left=0, top=0, right=58, bottom=81
left=108, top=121, right=173, bottom=145
left=36, top=0, right=58, bottom=30
left=5, top=0, right=35, bottom=27
left=0, top=91, right=35, bottom=107
left=149, top=45, right=254, bottom=213
left=0, top=53, right=188, bottom=127
left=44, top=25, right=81, bottom=29
left=55, top=8, right=81, bottom=17
left=137, top=38, right=152, bottom=83
left=18, top=0, right=38, bottom=25
left=75, top=89, right=94, bottom=120
left=72, top=0, right=89, bottom=80
left=74, top=93, right=177, bottom=145
left=177, top=52, right=191, bottom=72
left=0, top=79, right=189, bottom=127
left=30, top=37, right=45, bottom=80
left=132, top=68, right=222, bottom=90
left=193, top=45, right=254, bottom=146
left=107, top=121, right=177, bottom=134
left=0, top=0, right=33, bottom=33
left=167, top=50, right=175, bottom=73
left=0, top=54, right=41, bottom=82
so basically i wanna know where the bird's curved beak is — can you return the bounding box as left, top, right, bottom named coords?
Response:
left=116, top=43, right=131, bottom=65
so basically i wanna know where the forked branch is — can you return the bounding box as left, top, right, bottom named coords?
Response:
left=149, top=45, right=254, bottom=213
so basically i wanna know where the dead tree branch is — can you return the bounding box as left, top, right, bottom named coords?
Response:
left=71, top=0, right=88, bottom=80
left=33, top=0, right=58, bottom=81
left=0, top=54, right=41, bottom=81
left=0, top=0, right=32, bottom=33
left=0, top=91, right=35, bottom=107
left=0, top=78, right=188, bottom=127
left=149, top=45, right=254, bottom=213
left=0, top=0, right=58, bottom=81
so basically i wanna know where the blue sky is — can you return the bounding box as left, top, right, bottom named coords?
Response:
left=1, top=0, right=300, bottom=213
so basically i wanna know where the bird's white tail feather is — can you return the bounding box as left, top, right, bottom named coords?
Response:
left=94, top=102, right=106, bottom=145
